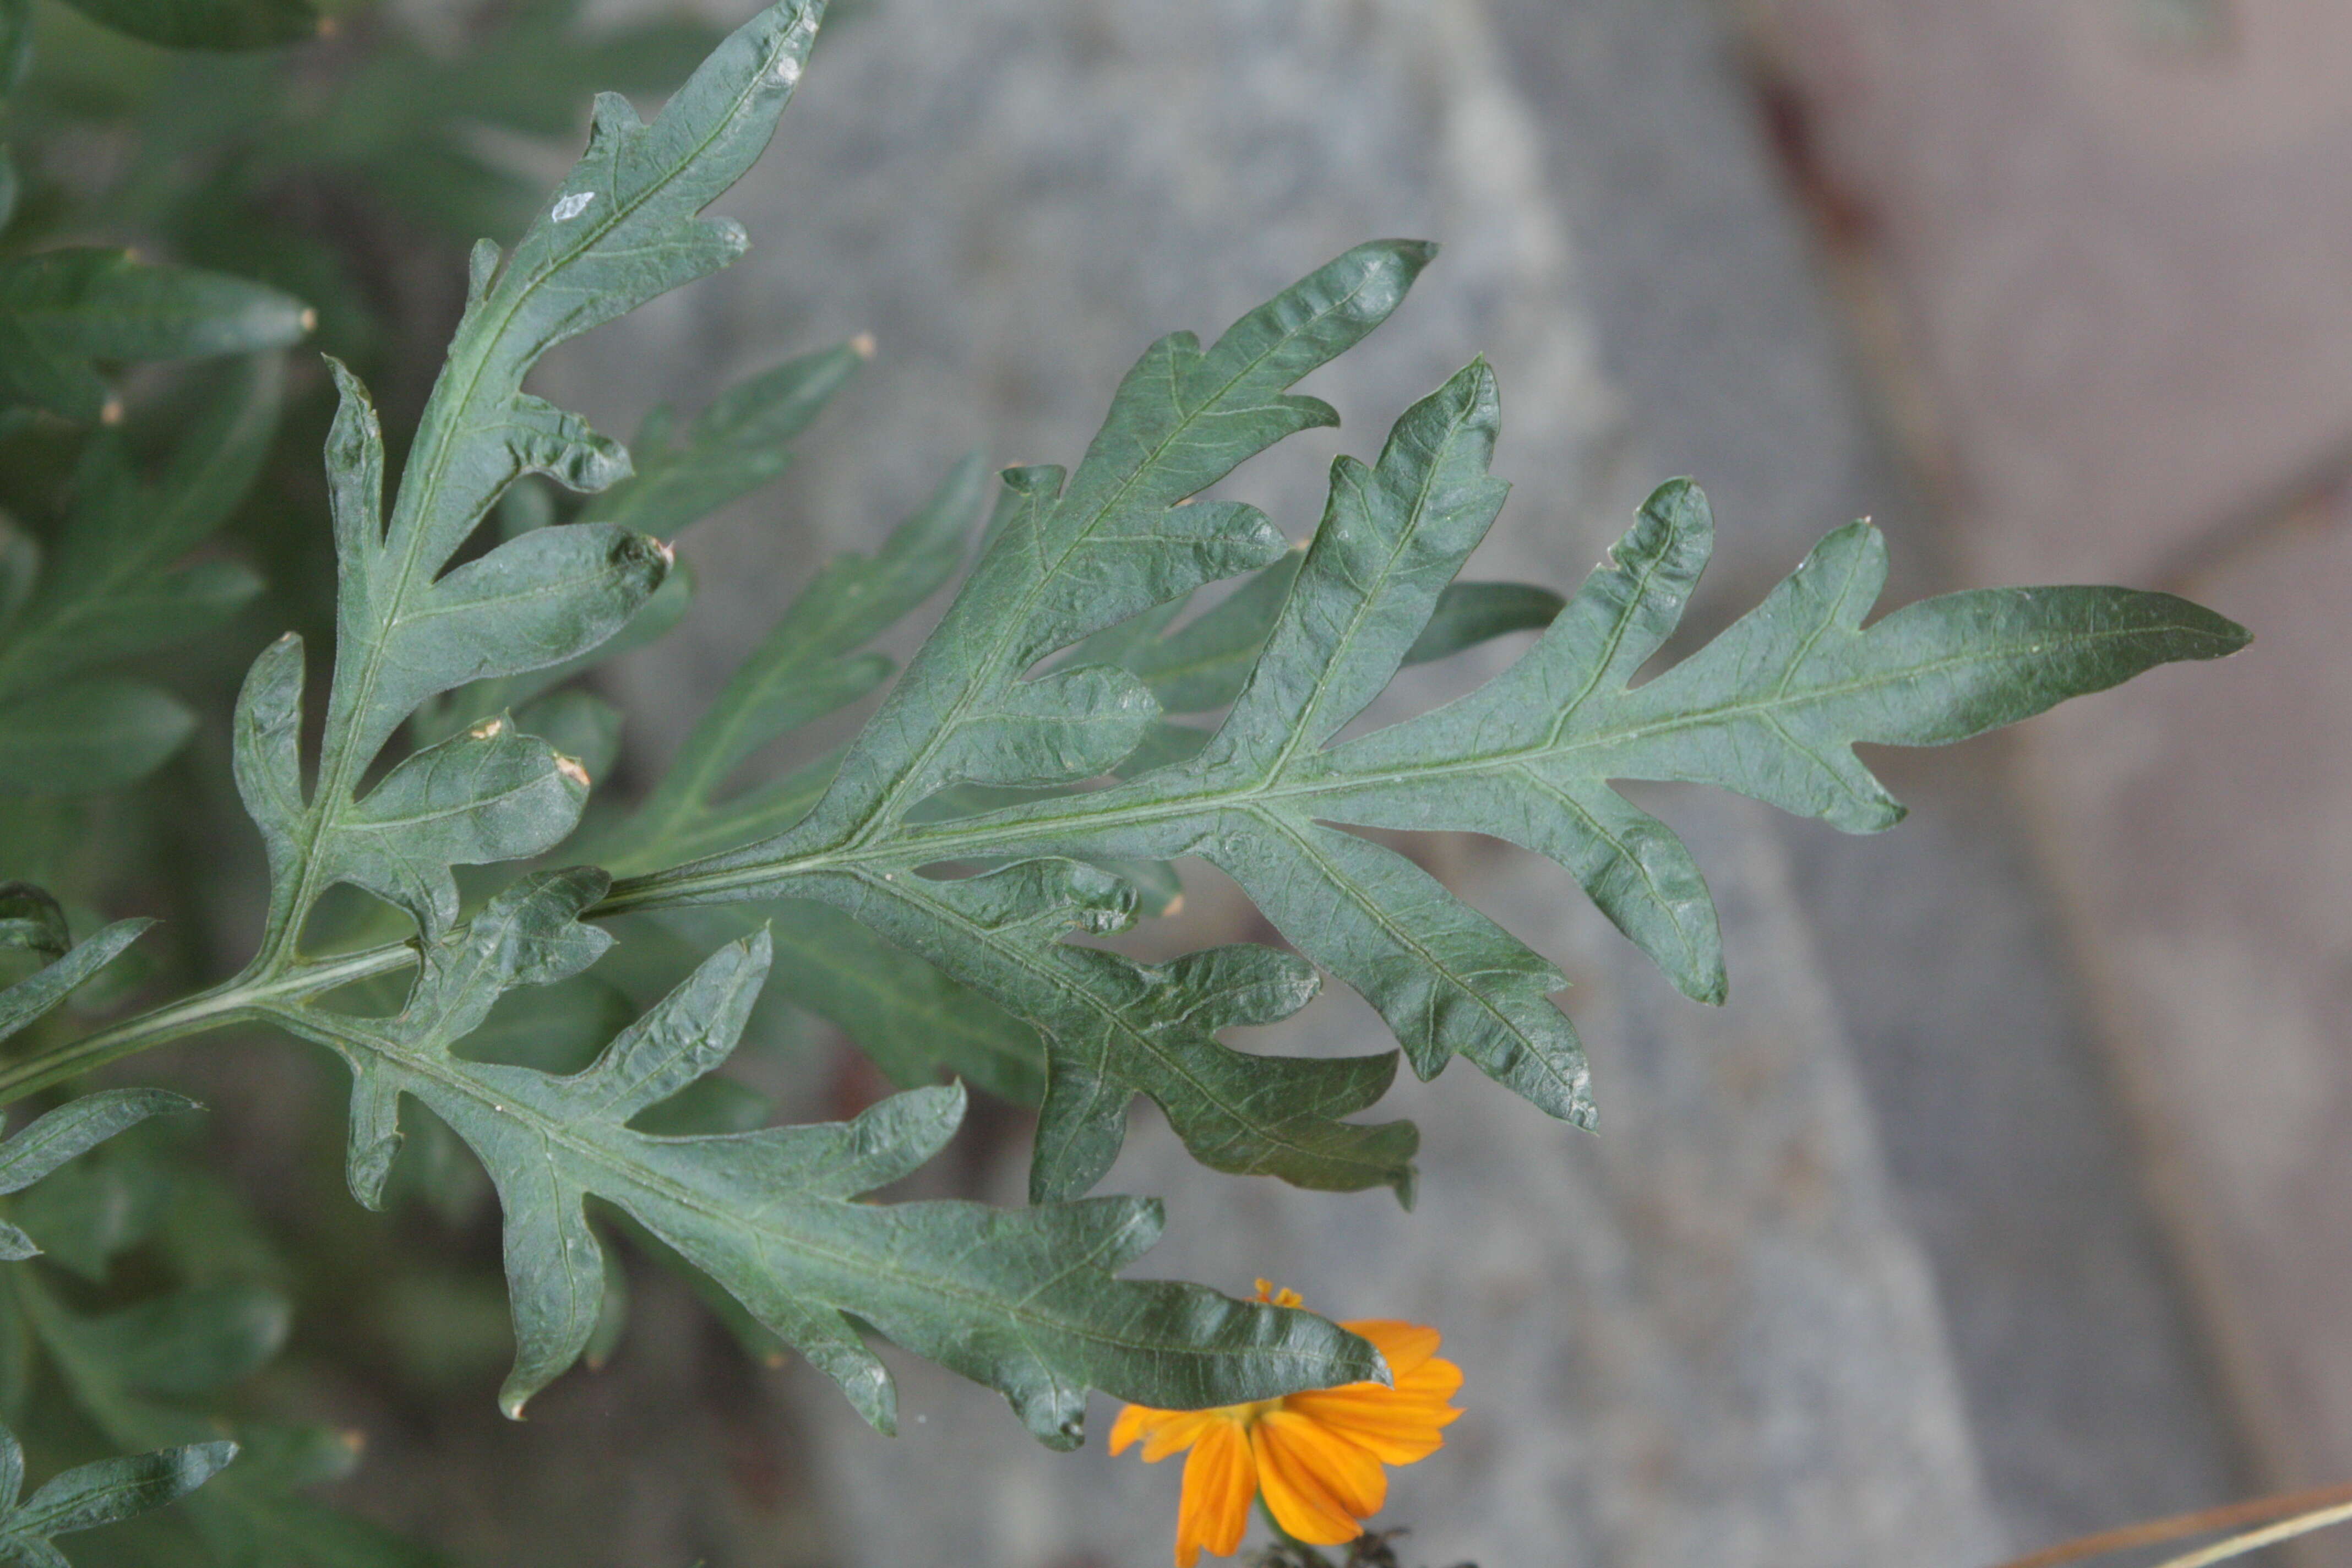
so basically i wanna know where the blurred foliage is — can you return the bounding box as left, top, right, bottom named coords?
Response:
left=0, top=2, right=725, bottom=1561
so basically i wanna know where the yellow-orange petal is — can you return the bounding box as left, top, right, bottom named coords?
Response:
left=1140, top=1410, right=1227, bottom=1464
left=1176, top=1418, right=1255, bottom=1567
left=1260, top=1409, right=1386, bottom=1517
left=1281, top=1389, right=1453, bottom=1464
left=1394, top=1353, right=1463, bottom=1403
left=1250, top=1417, right=1366, bottom=1545
left=1342, top=1319, right=1441, bottom=1378
left=1284, top=1353, right=1462, bottom=1467
left=1110, top=1404, right=1161, bottom=1456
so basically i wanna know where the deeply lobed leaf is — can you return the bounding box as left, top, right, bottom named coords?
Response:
left=604, top=242, right=1445, bottom=1204
left=264, top=870, right=1382, bottom=1445
left=224, top=0, right=841, bottom=950
left=604, top=352, right=2248, bottom=1200
left=202, top=0, right=1392, bottom=1445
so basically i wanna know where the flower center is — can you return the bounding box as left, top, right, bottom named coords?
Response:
left=1228, top=1398, right=1283, bottom=1428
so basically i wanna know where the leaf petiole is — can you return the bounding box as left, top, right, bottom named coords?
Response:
left=0, top=940, right=418, bottom=1109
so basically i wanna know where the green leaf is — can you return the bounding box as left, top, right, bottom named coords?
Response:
left=68, top=1285, right=289, bottom=1398
left=0, top=925, right=154, bottom=1047
left=0, top=253, right=308, bottom=422
left=576, top=382, right=1566, bottom=1103
left=790, top=239, right=1431, bottom=842
left=0, top=889, right=66, bottom=963
left=0, top=679, right=193, bottom=795
left=603, top=244, right=1435, bottom=1204
left=575, top=451, right=1048, bottom=1107
left=0, top=1090, right=193, bottom=1196
left=0, top=1088, right=194, bottom=1262
left=604, top=356, right=2249, bottom=1196
left=263, top=869, right=1381, bottom=1443
left=238, top=1, right=831, bottom=957
left=587, top=451, right=984, bottom=878
left=578, top=339, right=868, bottom=539
left=323, top=711, right=590, bottom=939
left=203, top=0, right=1383, bottom=1444
left=406, top=558, right=693, bottom=751
left=3, top=1437, right=235, bottom=1551
left=50, top=0, right=317, bottom=50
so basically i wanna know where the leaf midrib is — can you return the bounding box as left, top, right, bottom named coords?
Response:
left=1244, top=805, right=1576, bottom=1097
left=1251, top=390, right=1477, bottom=782
left=605, top=615, right=2191, bottom=910
left=270, top=20, right=794, bottom=969
left=826, top=266, right=1390, bottom=851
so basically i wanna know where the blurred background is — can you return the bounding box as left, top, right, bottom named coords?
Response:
left=5, top=0, right=2349, bottom=1563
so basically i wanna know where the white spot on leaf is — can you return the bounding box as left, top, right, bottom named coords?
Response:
left=551, top=191, right=597, bottom=223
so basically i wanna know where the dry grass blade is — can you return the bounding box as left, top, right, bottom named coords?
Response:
left=1992, top=1480, right=2352, bottom=1568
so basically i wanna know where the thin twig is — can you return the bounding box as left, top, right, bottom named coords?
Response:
left=1992, top=1480, right=2352, bottom=1568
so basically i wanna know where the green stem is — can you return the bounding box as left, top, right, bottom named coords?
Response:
left=0, top=940, right=419, bottom=1109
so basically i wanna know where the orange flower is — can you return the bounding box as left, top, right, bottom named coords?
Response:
left=1110, top=1282, right=1463, bottom=1566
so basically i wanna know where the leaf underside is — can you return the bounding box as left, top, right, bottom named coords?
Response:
left=270, top=868, right=1380, bottom=1441
left=221, top=0, right=1387, bottom=1444
left=601, top=308, right=2247, bottom=1208
left=182, top=0, right=2246, bottom=1449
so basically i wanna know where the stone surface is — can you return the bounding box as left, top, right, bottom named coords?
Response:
left=1748, top=0, right=2352, bottom=585
left=1746, top=0, right=2352, bottom=1524
left=1483, top=0, right=1933, bottom=617
left=1782, top=745, right=2248, bottom=1543
left=2022, top=494, right=2352, bottom=1489
left=1487, top=0, right=2247, bottom=1546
